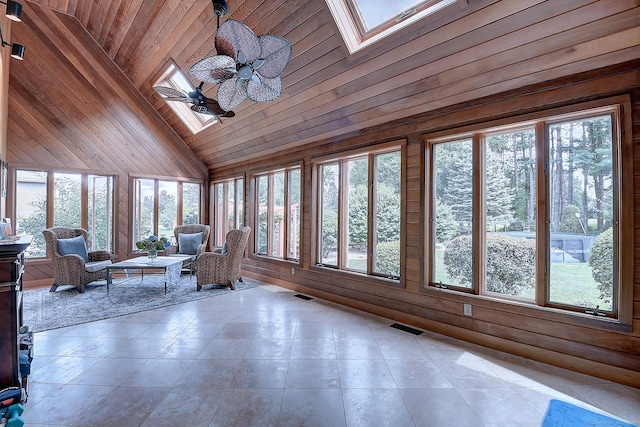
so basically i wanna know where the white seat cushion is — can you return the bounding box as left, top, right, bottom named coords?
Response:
left=85, top=260, right=112, bottom=273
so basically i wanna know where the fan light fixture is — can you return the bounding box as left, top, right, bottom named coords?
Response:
left=188, top=0, right=292, bottom=112
left=0, top=0, right=24, bottom=60
left=1, top=0, right=21, bottom=22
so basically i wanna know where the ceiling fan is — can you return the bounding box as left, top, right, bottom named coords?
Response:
left=188, top=1, right=293, bottom=112
left=153, top=81, right=235, bottom=118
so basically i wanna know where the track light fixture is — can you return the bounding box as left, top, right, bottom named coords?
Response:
left=3, top=40, right=23, bottom=59
left=0, top=1, right=24, bottom=60
left=1, top=0, right=22, bottom=22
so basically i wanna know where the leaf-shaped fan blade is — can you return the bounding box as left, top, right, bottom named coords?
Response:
left=154, top=86, right=192, bottom=102
left=215, top=20, right=261, bottom=62
left=256, top=35, right=292, bottom=79
left=191, top=104, right=214, bottom=115
left=189, top=56, right=236, bottom=84
left=202, top=98, right=228, bottom=116
left=246, top=75, right=282, bottom=103
left=217, top=78, right=248, bottom=111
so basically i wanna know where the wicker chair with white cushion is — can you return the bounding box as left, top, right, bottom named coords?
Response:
left=43, top=227, right=113, bottom=293
left=194, top=227, right=250, bottom=291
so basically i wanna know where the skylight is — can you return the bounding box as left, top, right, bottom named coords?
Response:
left=155, top=62, right=218, bottom=134
left=325, top=0, right=457, bottom=54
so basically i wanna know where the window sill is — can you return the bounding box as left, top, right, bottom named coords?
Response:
left=310, top=264, right=402, bottom=288
left=423, top=284, right=632, bottom=333
left=250, top=254, right=302, bottom=268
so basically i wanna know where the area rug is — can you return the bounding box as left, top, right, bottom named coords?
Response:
left=23, top=275, right=256, bottom=332
left=542, top=399, right=636, bottom=427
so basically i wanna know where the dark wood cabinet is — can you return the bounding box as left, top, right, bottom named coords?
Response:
left=0, top=236, right=32, bottom=394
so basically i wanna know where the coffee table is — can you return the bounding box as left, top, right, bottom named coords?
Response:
left=106, top=255, right=195, bottom=294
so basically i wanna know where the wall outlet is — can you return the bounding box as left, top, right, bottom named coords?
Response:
left=291, top=268, right=295, bottom=275
left=463, top=303, right=472, bottom=316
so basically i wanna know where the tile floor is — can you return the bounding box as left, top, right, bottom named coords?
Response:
left=22, top=281, right=640, bottom=427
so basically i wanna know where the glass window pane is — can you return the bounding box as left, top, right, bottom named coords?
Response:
left=183, top=182, right=200, bottom=225
left=320, top=163, right=339, bottom=266
left=87, top=175, right=114, bottom=252
left=236, top=178, right=244, bottom=227
left=272, top=172, right=285, bottom=258
left=53, top=172, right=81, bottom=228
left=15, top=170, right=48, bottom=258
left=158, top=181, right=177, bottom=240
left=433, top=139, right=473, bottom=289
left=288, top=169, right=301, bottom=260
left=351, top=0, right=426, bottom=30
left=227, top=182, right=235, bottom=231
left=346, top=158, right=368, bottom=271
left=374, top=151, right=401, bottom=277
left=257, top=175, right=269, bottom=254
left=548, top=116, right=614, bottom=311
left=484, top=130, right=536, bottom=299
left=133, top=179, right=155, bottom=248
left=214, top=183, right=225, bottom=246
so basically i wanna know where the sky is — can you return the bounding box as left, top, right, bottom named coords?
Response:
left=353, top=0, right=424, bottom=30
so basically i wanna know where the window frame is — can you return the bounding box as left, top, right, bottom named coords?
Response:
left=312, top=140, right=405, bottom=281
left=324, top=0, right=458, bottom=54
left=211, top=176, right=244, bottom=247
left=11, top=167, right=117, bottom=258
left=425, top=96, right=633, bottom=327
left=130, top=176, right=204, bottom=251
left=251, top=164, right=302, bottom=263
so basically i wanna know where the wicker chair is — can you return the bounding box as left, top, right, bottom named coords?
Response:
left=42, top=227, right=113, bottom=293
left=194, top=226, right=250, bottom=291
left=165, top=224, right=210, bottom=256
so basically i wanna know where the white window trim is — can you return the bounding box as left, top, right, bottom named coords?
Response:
left=324, top=0, right=457, bottom=54
left=155, top=61, right=218, bottom=134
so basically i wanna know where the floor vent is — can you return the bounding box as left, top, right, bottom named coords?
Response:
left=294, top=294, right=313, bottom=301
left=390, top=323, right=423, bottom=335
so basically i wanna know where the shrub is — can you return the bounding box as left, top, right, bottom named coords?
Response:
left=434, top=199, right=458, bottom=242
left=588, top=227, right=613, bottom=304
left=376, top=240, right=400, bottom=277
left=444, top=233, right=535, bottom=295
left=506, top=219, right=524, bottom=232
left=560, top=205, right=584, bottom=234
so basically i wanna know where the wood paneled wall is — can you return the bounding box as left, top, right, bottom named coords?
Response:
left=6, top=3, right=207, bottom=284
left=213, top=61, right=640, bottom=387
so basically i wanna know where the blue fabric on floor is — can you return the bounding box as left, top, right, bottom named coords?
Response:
left=542, top=399, right=636, bottom=427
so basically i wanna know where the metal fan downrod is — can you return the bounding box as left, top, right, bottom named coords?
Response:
left=212, top=0, right=227, bottom=28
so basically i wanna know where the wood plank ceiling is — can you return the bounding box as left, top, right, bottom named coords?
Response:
left=21, top=0, right=640, bottom=171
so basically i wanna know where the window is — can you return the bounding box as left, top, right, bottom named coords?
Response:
left=325, top=0, right=456, bottom=53
left=132, top=178, right=202, bottom=249
left=183, top=182, right=201, bottom=225
left=211, top=178, right=244, bottom=247
left=315, top=144, right=402, bottom=278
left=254, top=166, right=301, bottom=261
left=428, top=102, right=631, bottom=323
left=155, top=61, right=218, bottom=134
left=14, top=169, right=115, bottom=258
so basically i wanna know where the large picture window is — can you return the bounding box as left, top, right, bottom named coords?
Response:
left=428, top=102, right=631, bottom=322
left=132, top=178, right=202, bottom=249
left=211, top=178, right=244, bottom=247
left=14, top=169, right=115, bottom=258
left=315, top=144, right=402, bottom=278
left=254, top=166, right=301, bottom=261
